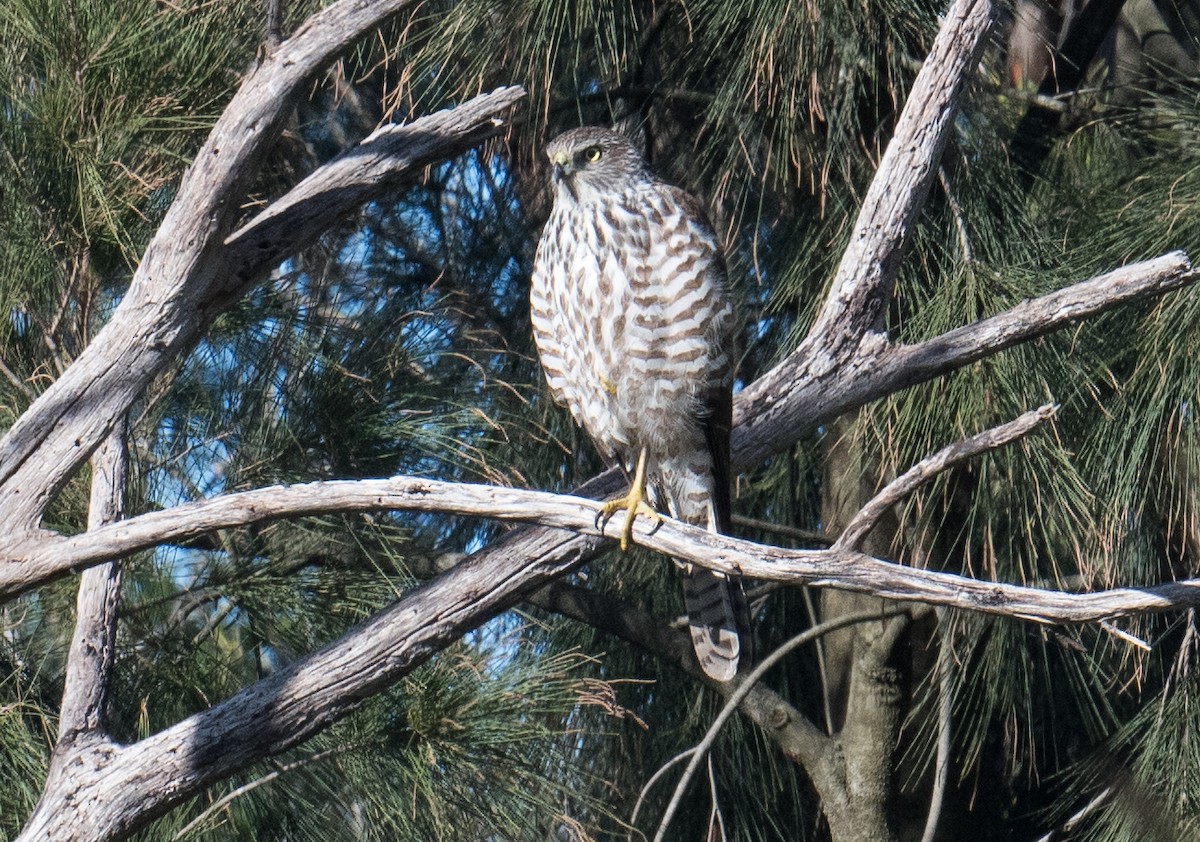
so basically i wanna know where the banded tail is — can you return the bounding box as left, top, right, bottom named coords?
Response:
left=673, top=381, right=748, bottom=683
left=682, top=569, right=748, bottom=682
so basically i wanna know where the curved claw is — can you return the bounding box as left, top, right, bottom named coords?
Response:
left=598, top=495, right=663, bottom=551
left=597, top=448, right=661, bottom=551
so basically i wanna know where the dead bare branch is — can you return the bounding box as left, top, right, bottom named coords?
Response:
left=23, top=426, right=128, bottom=839
left=733, top=0, right=996, bottom=466
left=223, top=86, right=524, bottom=294
left=733, top=252, right=1194, bottom=471
left=834, top=405, right=1056, bottom=550
left=0, top=0, right=522, bottom=532
left=56, top=424, right=126, bottom=740
left=5, top=430, right=1200, bottom=626
left=8, top=0, right=1195, bottom=835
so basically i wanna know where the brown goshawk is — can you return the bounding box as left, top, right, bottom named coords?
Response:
left=530, top=126, right=747, bottom=681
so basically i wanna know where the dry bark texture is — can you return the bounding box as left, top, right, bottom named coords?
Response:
left=3, top=0, right=1197, bottom=838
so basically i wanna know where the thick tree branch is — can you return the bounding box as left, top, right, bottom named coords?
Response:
left=879, top=251, right=1193, bottom=396
left=723, top=0, right=1182, bottom=474
left=9, top=426, right=1200, bottom=627
left=222, top=86, right=524, bottom=296
left=23, top=428, right=128, bottom=839
left=0, top=0, right=523, bottom=531
left=804, top=0, right=995, bottom=355
left=732, top=249, right=1194, bottom=470
left=9, top=407, right=1052, bottom=839
left=733, top=0, right=994, bottom=464
left=18, top=412, right=1190, bottom=839
left=56, top=424, right=127, bottom=740
left=19, top=522, right=595, bottom=842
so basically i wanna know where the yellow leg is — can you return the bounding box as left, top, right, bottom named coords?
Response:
left=597, top=448, right=663, bottom=551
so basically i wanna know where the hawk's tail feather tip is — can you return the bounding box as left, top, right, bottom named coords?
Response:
left=682, top=566, right=748, bottom=683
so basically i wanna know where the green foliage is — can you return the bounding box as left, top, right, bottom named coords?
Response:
left=145, top=644, right=612, bottom=842
left=0, top=641, right=55, bottom=838
left=6, top=0, right=1200, bottom=840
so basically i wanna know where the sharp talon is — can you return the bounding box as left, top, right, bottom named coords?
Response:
left=597, top=449, right=660, bottom=551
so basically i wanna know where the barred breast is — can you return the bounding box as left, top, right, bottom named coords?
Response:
left=530, top=174, right=745, bottom=681
left=531, top=184, right=733, bottom=477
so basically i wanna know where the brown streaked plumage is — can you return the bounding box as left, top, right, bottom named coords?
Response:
left=530, top=126, right=748, bottom=681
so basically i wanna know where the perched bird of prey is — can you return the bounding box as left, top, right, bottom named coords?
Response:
left=530, top=126, right=747, bottom=681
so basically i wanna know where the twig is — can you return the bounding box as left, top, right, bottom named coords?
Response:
left=1032, top=786, right=1113, bottom=842
left=938, top=165, right=974, bottom=268
left=802, top=587, right=836, bottom=735
left=1098, top=619, right=1151, bottom=652
left=629, top=748, right=696, bottom=828
left=191, top=600, right=238, bottom=647
left=652, top=608, right=909, bottom=842
left=731, top=514, right=832, bottom=546
left=0, top=355, right=33, bottom=400
left=706, top=756, right=727, bottom=842
left=919, top=609, right=954, bottom=842
left=172, top=745, right=346, bottom=840
left=834, top=405, right=1056, bottom=550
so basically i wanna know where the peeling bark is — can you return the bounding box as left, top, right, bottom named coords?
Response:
left=4, top=0, right=1196, bottom=836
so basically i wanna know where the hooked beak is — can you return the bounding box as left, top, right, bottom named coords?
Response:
left=550, top=150, right=570, bottom=182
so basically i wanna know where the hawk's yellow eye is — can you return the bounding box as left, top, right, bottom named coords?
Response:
left=583, top=146, right=602, bottom=163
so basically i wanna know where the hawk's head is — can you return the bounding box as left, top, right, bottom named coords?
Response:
left=545, top=127, right=651, bottom=203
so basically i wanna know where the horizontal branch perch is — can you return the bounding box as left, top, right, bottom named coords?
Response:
left=7, top=469, right=1200, bottom=625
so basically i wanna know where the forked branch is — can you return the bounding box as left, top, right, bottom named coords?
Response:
left=0, top=0, right=520, bottom=531
left=2, top=251, right=1186, bottom=600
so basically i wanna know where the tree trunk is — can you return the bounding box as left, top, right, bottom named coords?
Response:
left=817, top=413, right=908, bottom=842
